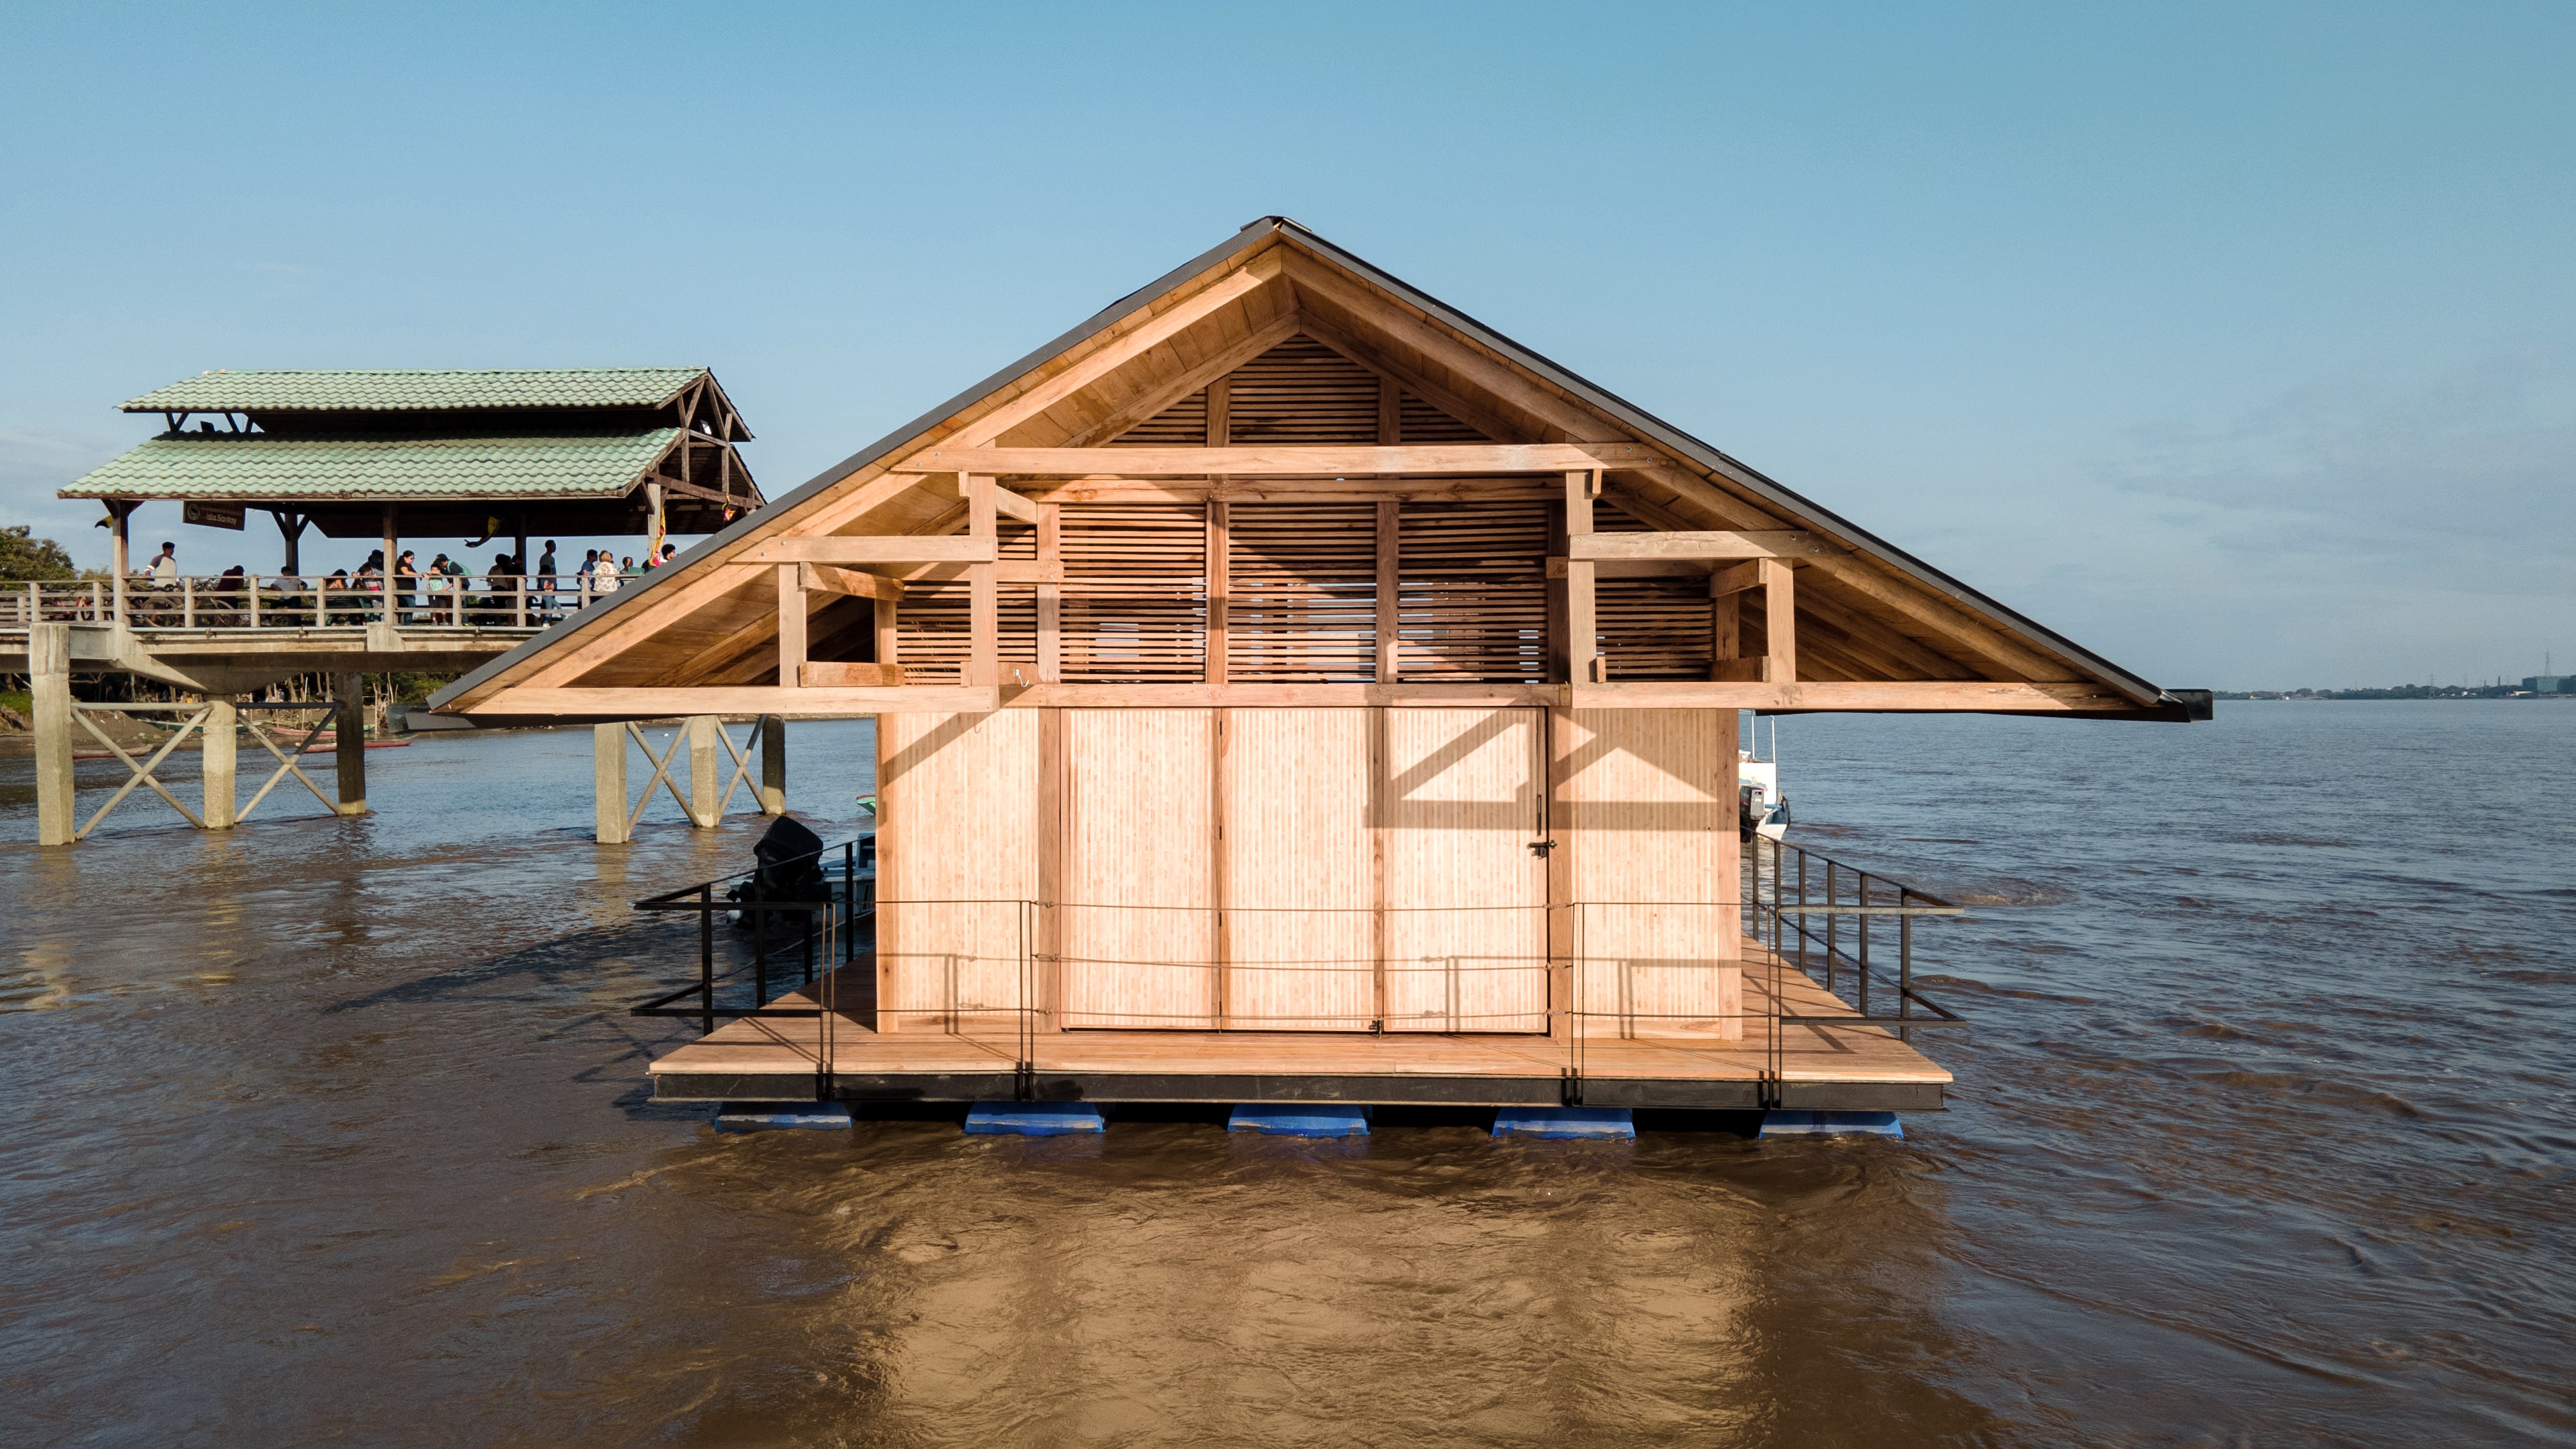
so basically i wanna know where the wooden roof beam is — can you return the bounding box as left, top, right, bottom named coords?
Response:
left=1568, top=530, right=1841, bottom=561
left=891, top=443, right=1661, bottom=476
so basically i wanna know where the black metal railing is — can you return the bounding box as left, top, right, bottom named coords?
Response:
left=629, top=833, right=876, bottom=1037
left=1742, top=833, right=1966, bottom=1044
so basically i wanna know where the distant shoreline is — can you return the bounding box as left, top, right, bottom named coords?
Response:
left=2216, top=690, right=2574, bottom=702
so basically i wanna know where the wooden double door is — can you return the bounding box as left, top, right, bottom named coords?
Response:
left=1058, top=707, right=1552, bottom=1033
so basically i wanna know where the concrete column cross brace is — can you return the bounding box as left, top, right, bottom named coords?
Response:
left=71, top=705, right=209, bottom=837
left=236, top=714, right=344, bottom=820
left=707, top=714, right=781, bottom=821
left=624, top=722, right=707, bottom=831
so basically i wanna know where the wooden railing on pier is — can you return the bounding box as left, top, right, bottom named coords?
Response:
left=1, top=573, right=640, bottom=634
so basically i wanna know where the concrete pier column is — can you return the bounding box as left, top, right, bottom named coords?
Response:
left=32, top=623, right=75, bottom=846
left=687, top=715, right=720, bottom=827
left=202, top=696, right=237, bottom=829
left=332, top=673, right=369, bottom=816
left=759, top=715, right=787, bottom=815
left=594, top=724, right=629, bottom=844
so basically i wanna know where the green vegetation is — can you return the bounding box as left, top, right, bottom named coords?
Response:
left=0, top=525, right=79, bottom=582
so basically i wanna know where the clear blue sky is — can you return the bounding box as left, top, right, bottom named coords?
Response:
left=6, top=1, right=2570, bottom=689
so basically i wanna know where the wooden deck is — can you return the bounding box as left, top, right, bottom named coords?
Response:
left=649, top=946, right=1953, bottom=1112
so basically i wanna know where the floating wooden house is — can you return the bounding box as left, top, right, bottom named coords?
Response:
left=434, top=218, right=2205, bottom=1112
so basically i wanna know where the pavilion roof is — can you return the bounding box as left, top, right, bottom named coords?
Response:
left=122, top=367, right=713, bottom=415
left=60, top=430, right=684, bottom=502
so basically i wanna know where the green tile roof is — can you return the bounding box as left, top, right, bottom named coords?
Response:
left=60, top=430, right=682, bottom=501
left=122, top=367, right=710, bottom=414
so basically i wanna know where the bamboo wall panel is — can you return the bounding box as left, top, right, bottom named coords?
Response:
left=1226, top=502, right=1378, bottom=682
left=1061, top=709, right=1218, bottom=1028
left=1061, top=505, right=1208, bottom=682
left=1397, top=501, right=1549, bottom=682
left=1381, top=707, right=1550, bottom=1032
left=1222, top=709, right=1377, bottom=1030
left=877, top=709, right=1039, bottom=1035
left=1560, top=707, right=1742, bottom=1039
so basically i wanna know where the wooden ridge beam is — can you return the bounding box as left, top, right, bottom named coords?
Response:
left=892, top=443, right=1661, bottom=477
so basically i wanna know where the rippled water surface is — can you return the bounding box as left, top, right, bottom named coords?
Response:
left=2, top=705, right=2570, bottom=1446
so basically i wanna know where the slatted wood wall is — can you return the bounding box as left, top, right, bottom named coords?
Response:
left=1061, top=504, right=1208, bottom=683
left=892, top=523, right=1038, bottom=683
left=1116, top=334, right=1490, bottom=445
left=1227, top=502, right=1377, bottom=682
left=1397, top=501, right=1550, bottom=682
left=876, top=709, right=1039, bottom=1035
left=1557, top=708, right=1742, bottom=1040
left=1594, top=508, right=1715, bottom=681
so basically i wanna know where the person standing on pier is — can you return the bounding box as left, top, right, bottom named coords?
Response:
left=536, top=540, right=559, bottom=620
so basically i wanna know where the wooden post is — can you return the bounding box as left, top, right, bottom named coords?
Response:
left=759, top=714, right=787, bottom=815
left=593, top=723, right=629, bottom=843
left=202, top=696, right=237, bottom=829
left=686, top=715, right=720, bottom=827
left=277, top=510, right=304, bottom=575
left=109, top=503, right=131, bottom=629
left=967, top=473, right=998, bottom=687
left=1206, top=501, right=1230, bottom=685
left=1761, top=559, right=1797, bottom=683
left=381, top=504, right=398, bottom=624
left=32, top=623, right=73, bottom=846
left=1037, top=705, right=1063, bottom=1026
left=1035, top=502, right=1061, bottom=683
left=1375, top=499, right=1399, bottom=683
left=874, top=596, right=900, bottom=673
left=1546, top=707, right=1574, bottom=1039
left=332, top=673, right=369, bottom=815
left=1710, top=560, right=1759, bottom=680
left=1564, top=471, right=1600, bottom=683
left=776, top=563, right=805, bottom=686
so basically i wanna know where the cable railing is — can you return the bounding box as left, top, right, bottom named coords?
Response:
left=627, top=846, right=1968, bottom=1107
left=2, top=573, right=639, bottom=633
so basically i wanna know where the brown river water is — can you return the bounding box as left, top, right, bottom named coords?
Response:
left=2, top=703, right=2570, bottom=1446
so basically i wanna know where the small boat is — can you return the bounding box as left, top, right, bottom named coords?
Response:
left=1739, top=718, right=1789, bottom=842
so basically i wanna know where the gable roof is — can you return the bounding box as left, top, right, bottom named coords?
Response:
left=432, top=218, right=2204, bottom=720
left=123, top=367, right=712, bottom=415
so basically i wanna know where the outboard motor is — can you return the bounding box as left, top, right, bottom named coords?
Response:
left=730, top=814, right=826, bottom=931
